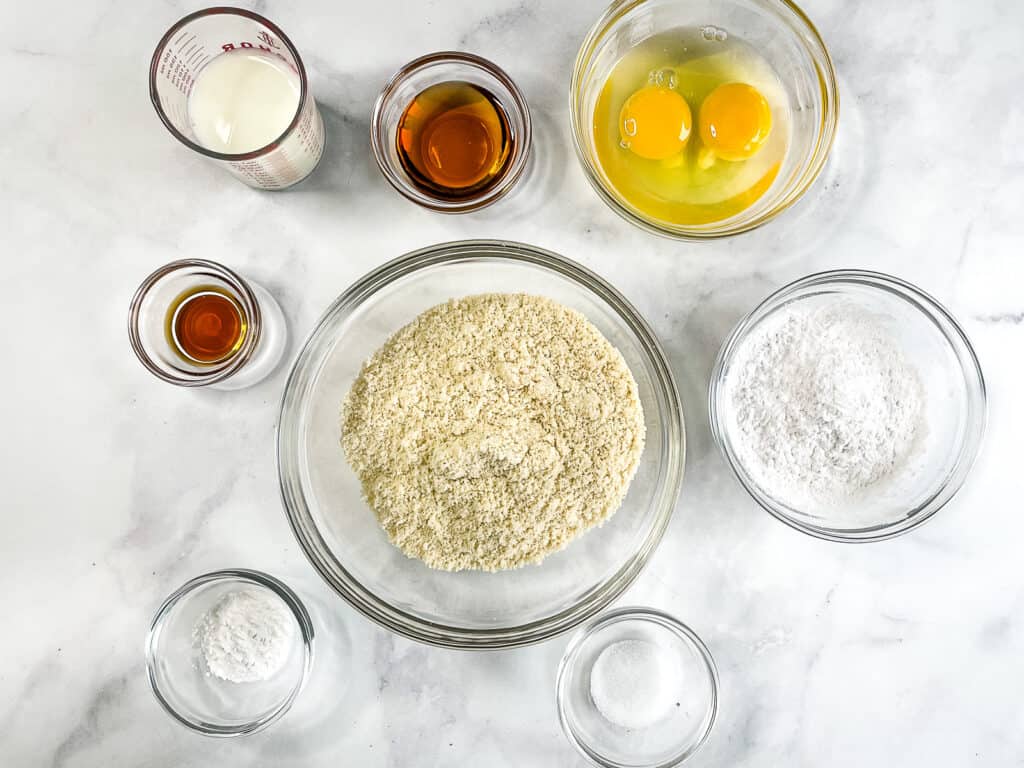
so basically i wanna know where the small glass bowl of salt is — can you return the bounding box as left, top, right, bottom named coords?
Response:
left=556, top=608, right=718, bottom=767
left=146, top=569, right=314, bottom=736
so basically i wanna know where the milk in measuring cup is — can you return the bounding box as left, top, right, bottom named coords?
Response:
left=186, top=50, right=322, bottom=185
left=189, top=51, right=299, bottom=153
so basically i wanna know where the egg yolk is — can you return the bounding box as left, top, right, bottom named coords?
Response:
left=619, top=86, right=692, bottom=161
left=698, top=82, right=772, bottom=161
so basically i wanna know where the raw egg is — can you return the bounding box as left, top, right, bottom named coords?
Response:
left=619, top=86, right=692, bottom=161
left=698, top=82, right=772, bottom=162
left=591, top=27, right=789, bottom=226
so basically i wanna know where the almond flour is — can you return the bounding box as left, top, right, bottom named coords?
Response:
left=340, top=293, right=645, bottom=572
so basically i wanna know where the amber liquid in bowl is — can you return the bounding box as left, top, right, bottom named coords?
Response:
left=167, top=287, right=247, bottom=364
left=397, top=81, right=513, bottom=200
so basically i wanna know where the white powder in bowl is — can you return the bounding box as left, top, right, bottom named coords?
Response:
left=590, top=639, right=681, bottom=730
left=725, top=300, right=925, bottom=509
left=194, top=589, right=296, bottom=683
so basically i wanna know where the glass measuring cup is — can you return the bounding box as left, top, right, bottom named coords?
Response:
left=128, top=259, right=288, bottom=390
left=150, top=8, right=325, bottom=190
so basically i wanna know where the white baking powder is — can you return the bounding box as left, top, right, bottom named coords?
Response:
left=195, top=589, right=296, bottom=683
left=725, top=300, right=924, bottom=509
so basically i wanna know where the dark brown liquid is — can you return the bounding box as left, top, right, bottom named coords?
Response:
left=397, top=81, right=513, bottom=199
left=167, top=287, right=247, bottom=364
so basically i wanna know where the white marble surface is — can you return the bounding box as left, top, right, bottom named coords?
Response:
left=3, top=0, right=1023, bottom=764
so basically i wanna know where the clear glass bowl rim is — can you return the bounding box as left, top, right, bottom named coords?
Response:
left=277, top=239, right=685, bottom=649
left=145, top=568, right=315, bottom=737
left=708, top=269, right=988, bottom=542
left=555, top=606, right=720, bottom=768
left=569, top=0, right=840, bottom=240
left=369, top=51, right=533, bottom=213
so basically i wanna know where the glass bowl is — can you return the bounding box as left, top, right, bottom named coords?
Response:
left=128, top=259, right=288, bottom=390
left=145, top=569, right=314, bottom=736
left=570, top=0, right=839, bottom=239
left=371, top=52, right=532, bottom=213
left=277, top=240, right=684, bottom=649
left=556, top=608, right=718, bottom=767
left=709, top=270, right=987, bottom=541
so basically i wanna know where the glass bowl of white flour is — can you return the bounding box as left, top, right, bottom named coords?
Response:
left=710, top=270, right=986, bottom=541
left=146, top=569, right=314, bottom=735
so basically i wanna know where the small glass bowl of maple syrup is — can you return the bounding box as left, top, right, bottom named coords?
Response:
left=128, top=259, right=287, bottom=390
left=371, top=52, right=532, bottom=213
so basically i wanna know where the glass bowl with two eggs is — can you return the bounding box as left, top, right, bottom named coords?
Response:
left=571, top=0, right=839, bottom=239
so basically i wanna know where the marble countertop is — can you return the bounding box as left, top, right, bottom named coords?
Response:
left=4, top=0, right=1023, bottom=765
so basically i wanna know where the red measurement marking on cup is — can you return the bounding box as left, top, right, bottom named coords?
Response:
left=257, top=31, right=280, bottom=49
left=219, top=41, right=299, bottom=76
left=158, top=33, right=205, bottom=95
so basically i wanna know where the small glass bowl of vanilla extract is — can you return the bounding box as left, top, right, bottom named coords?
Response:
left=371, top=52, right=532, bottom=213
left=128, top=259, right=287, bottom=390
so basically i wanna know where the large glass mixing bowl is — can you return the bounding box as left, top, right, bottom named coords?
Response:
left=278, top=241, right=684, bottom=649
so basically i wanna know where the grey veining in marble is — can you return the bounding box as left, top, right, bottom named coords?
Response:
left=2, top=0, right=1023, bottom=765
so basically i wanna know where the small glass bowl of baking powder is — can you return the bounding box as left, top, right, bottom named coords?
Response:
left=556, top=608, right=719, bottom=768
left=710, top=270, right=986, bottom=542
left=146, top=569, right=314, bottom=736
